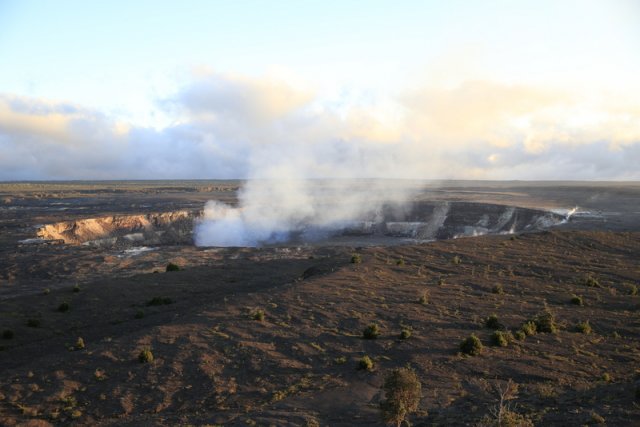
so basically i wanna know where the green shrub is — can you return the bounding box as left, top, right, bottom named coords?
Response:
left=363, top=323, right=380, bottom=339
left=358, top=355, right=374, bottom=371
left=492, top=283, right=504, bottom=295
left=380, top=367, right=422, bottom=427
left=146, top=297, right=173, bottom=306
left=43, top=288, right=50, bottom=295
left=138, top=348, right=154, bottom=363
left=514, top=330, right=526, bottom=341
left=2, top=329, right=14, bottom=339
left=75, top=337, right=85, bottom=350
left=58, top=302, right=70, bottom=312
left=350, top=254, right=362, bottom=264
left=575, top=320, right=592, bottom=334
left=400, top=329, right=412, bottom=340
left=418, top=290, right=429, bottom=305
left=334, top=356, right=347, bottom=365
left=533, top=310, right=557, bottom=333
left=72, top=284, right=81, bottom=293
left=166, top=263, right=181, bottom=272
left=396, top=258, right=405, bottom=266
left=27, top=318, right=41, bottom=328
left=570, top=295, right=583, bottom=306
left=627, top=284, right=638, bottom=296
left=521, top=320, right=537, bottom=336
left=437, top=277, right=445, bottom=286
left=253, top=309, right=265, bottom=321
left=581, top=274, right=600, bottom=287
left=460, top=334, right=483, bottom=356
left=602, top=373, right=611, bottom=382
left=452, top=255, right=461, bottom=265
left=484, top=314, right=504, bottom=330
left=491, top=331, right=509, bottom=347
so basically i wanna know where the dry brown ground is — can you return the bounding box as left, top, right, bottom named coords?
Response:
left=0, top=230, right=639, bottom=426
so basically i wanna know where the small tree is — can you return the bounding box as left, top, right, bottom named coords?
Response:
left=380, top=367, right=422, bottom=427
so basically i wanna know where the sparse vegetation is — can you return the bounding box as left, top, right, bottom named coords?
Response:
left=334, top=356, right=347, bottom=365
left=146, top=297, right=173, bottom=306
left=460, top=334, right=483, bottom=356
left=485, top=314, right=504, bottom=330
left=478, top=379, right=533, bottom=427
left=491, top=331, right=509, bottom=347
left=358, top=355, right=374, bottom=371
left=570, top=294, right=583, bottom=306
left=452, top=255, right=461, bottom=265
left=581, top=273, right=600, bottom=288
left=627, top=284, right=638, bottom=296
left=58, top=302, right=70, bottom=312
left=166, top=262, right=181, bottom=272
left=252, top=309, right=265, bottom=321
left=492, top=283, right=504, bottom=295
left=575, top=320, right=592, bottom=334
left=380, top=367, right=422, bottom=427
left=363, top=323, right=380, bottom=339
left=138, top=348, right=154, bottom=363
left=72, top=284, right=81, bottom=293
left=396, top=258, right=405, bottom=266
left=75, top=337, right=85, bottom=350
left=532, top=310, right=557, bottom=333
left=400, top=329, right=412, bottom=340
left=418, top=290, right=429, bottom=305
left=350, top=254, right=362, bottom=264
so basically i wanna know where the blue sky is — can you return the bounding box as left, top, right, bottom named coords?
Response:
left=1, top=0, right=639, bottom=180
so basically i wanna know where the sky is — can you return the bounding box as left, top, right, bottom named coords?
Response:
left=1, top=0, right=639, bottom=180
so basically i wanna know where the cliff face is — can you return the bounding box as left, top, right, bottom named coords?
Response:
left=37, top=210, right=199, bottom=246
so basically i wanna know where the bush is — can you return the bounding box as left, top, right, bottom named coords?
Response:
left=491, top=331, right=509, bottom=347
left=43, top=288, right=50, bottom=295
left=581, top=274, right=600, bottom=287
left=363, top=323, right=380, bottom=339
left=334, top=356, right=347, bottom=365
left=627, top=284, right=638, bottom=296
left=75, top=337, right=85, bottom=350
left=400, top=329, right=412, bottom=340
left=570, top=295, right=583, bottom=306
left=58, top=302, right=70, bottom=312
left=72, top=284, right=81, bottom=293
left=533, top=310, right=557, bottom=333
left=492, top=283, right=504, bottom=295
left=2, top=329, right=14, bottom=339
left=146, top=297, right=173, bottom=306
left=452, top=255, right=461, bottom=265
left=351, top=254, right=362, bottom=264
left=396, top=258, right=405, bottom=266
left=514, top=330, right=526, bottom=341
left=138, top=348, right=154, bottom=363
left=380, top=367, right=422, bottom=427
left=253, top=309, right=265, bottom=321
left=166, top=263, right=181, bottom=272
left=521, top=321, right=537, bottom=336
left=437, top=277, right=445, bottom=286
left=418, top=290, right=429, bottom=305
left=27, top=319, right=41, bottom=328
left=575, top=320, right=592, bottom=334
left=484, top=314, right=504, bottom=330
left=358, top=355, right=374, bottom=371
left=460, top=334, right=483, bottom=356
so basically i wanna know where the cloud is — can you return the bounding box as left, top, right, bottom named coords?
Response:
left=0, top=72, right=639, bottom=181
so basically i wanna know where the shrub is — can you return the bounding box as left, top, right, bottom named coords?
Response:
left=146, top=297, right=173, bottom=306
left=358, top=355, right=374, bottom=371
left=334, top=356, right=347, bottom=365
left=138, top=348, right=154, bottom=363
left=400, top=329, right=412, bottom=340
left=533, top=310, right=557, bottom=333
left=43, top=288, right=50, bottom=295
left=351, top=254, right=362, bottom=264
left=437, top=277, right=445, bottom=286
left=134, top=310, right=145, bottom=319
left=418, top=290, right=429, bottom=305
left=27, top=319, right=41, bottom=328
left=575, top=320, right=592, bottom=334
left=491, top=331, right=509, bottom=347
left=521, top=321, right=537, bottom=336
left=627, top=284, right=638, bottom=296
left=75, top=337, right=85, bottom=350
left=72, top=284, right=81, bottom=293
left=485, top=314, right=504, bottom=330
left=166, top=263, right=181, bottom=272
left=2, top=329, right=14, bottom=339
left=253, top=309, right=265, bottom=321
left=460, top=334, right=483, bottom=356
left=58, top=302, right=70, bottom=312
left=570, top=295, right=583, bottom=306
left=602, top=373, right=611, bottom=382
left=492, top=283, right=504, bottom=295
left=514, top=330, right=526, bottom=341
left=581, top=274, right=600, bottom=288
left=452, top=255, right=461, bottom=265
left=396, top=258, right=405, bottom=266
left=380, top=367, right=422, bottom=427
left=363, top=323, right=380, bottom=339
